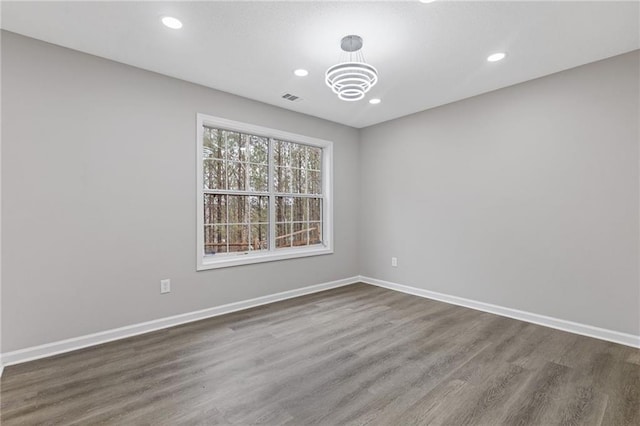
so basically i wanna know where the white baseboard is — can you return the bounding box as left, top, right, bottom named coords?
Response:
left=4, top=275, right=637, bottom=368
left=359, top=276, right=640, bottom=349
left=1, top=276, right=360, bottom=367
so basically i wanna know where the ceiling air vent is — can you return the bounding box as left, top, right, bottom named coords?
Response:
left=281, top=93, right=302, bottom=102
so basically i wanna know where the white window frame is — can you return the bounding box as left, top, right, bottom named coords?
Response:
left=196, top=113, right=334, bottom=270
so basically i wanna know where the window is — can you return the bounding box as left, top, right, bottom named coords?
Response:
left=196, top=114, right=333, bottom=270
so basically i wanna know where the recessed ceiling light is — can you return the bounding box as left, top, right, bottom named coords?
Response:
left=369, top=98, right=381, bottom=105
left=294, top=69, right=309, bottom=77
left=419, top=0, right=437, bottom=3
left=161, top=16, right=183, bottom=30
left=487, top=52, right=507, bottom=62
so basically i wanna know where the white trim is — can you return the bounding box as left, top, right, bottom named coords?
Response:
left=5, top=275, right=636, bottom=367
left=199, top=246, right=333, bottom=270
left=196, top=113, right=334, bottom=271
left=359, top=276, right=640, bottom=349
left=0, top=361, right=4, bottom=378
left=1, top=276, right=359, bottom=367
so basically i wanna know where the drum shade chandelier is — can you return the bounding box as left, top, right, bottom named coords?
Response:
left=325, top=35, right=378, bottom=102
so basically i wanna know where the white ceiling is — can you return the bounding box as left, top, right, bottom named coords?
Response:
left=2, top=1, right=638, bottom=128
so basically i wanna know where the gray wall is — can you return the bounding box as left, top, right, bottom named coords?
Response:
left=2, top=31, right=638, bottom=353
left=1, top=32, right=360, bottom=352
left=360, top=50, right=640, bottom=335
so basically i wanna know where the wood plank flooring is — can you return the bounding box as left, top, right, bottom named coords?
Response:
left=2, top=283, right=639, bottom=425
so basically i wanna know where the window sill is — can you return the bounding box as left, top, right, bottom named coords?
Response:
left=197, top=246, right=333, bottom=270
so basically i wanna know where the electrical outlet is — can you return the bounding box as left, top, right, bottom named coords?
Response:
left=391, top=257, right=398, bottom=267
left=160, top=279, right=171, bottom=294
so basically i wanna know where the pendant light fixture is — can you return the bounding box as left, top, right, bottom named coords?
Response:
left=325, top=35, right=378, bottom=102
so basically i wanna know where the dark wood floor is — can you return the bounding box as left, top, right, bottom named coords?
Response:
left=2, top=283, right=639, bottom=425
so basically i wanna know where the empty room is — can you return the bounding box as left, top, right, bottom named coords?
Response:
left=1, top=1, right=639, bottom=425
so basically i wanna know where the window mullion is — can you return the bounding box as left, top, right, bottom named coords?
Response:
left=306, top=198, right=310, bottom=246
left=268, top=138, right=276, bottom=251
left=223, top=133, right=229, bottom=254
left=272, top=192, right=319, bottom=198
left=204, top=189, right=269, bottom=197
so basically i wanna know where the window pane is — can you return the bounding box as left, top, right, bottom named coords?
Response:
left=291, top=143, right=305, bottom=169
left=204, top=159, right=226, bottom=190
left=276, top=223, right=291, bottom=248
left=249, top=163, right=268, bottom=192
left=203, top=127, right=224, bottom=160
left=292, top=197, right=308, bottom=222
left=292, top=222, right=308, bottom=247
left=227, top=161, right=247, bottom=191
left=225, top=131, right=247, bottom=162
left=309, top=222, right=322, bottom=245
left=290, top=168, right=307, bottom=194
left=307, top=146, right=321, bottom=171
left=276, top=196, right=292, bottom=222
left=275, top=166, right=291, bottom=193
left=249, top=135, right=268, bottom=164
left=308, top=170, right=321, bottom=194
left=309, top=198, right=322, bottom=222
left=274, top=140, right=292, bottom=168
left=204, top=194, right=227, bottom=224
left=250, top=196, right=269, bottom=223
left=228, top=224, right=250, bottom=252
left=250, top=224, right=268, bottom=251
left=228, top=195, right=249, bottom=224
left=204, top=225, right=228, bottom=255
